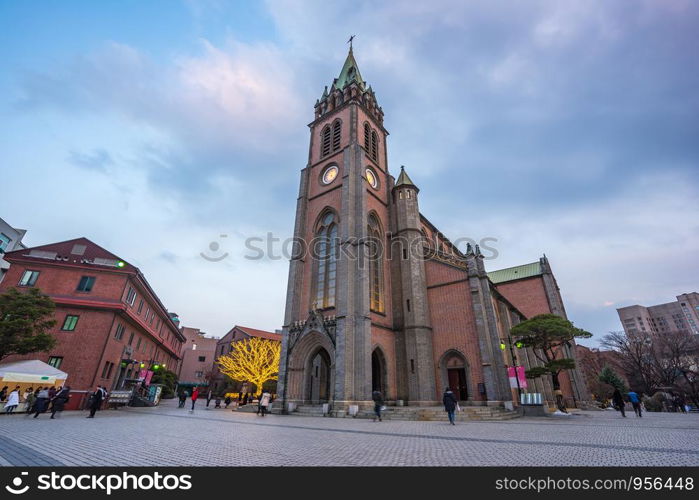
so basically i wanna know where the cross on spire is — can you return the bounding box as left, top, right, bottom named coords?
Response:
left=347, top=34, right=355, bottom=50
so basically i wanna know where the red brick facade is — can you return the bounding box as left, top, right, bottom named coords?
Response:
left=0, top=238, right=185, bottom=409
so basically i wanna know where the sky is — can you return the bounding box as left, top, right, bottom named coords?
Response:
left=1, top=0, right=697, bottom=345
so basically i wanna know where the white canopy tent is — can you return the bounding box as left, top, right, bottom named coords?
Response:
left=0, top=360, right=68, bottom=384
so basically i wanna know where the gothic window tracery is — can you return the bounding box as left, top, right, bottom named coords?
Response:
left=314, top=211, right=338, bottom=309
left=321, top=125, right=332, bottom=157
left=368, top=214, right=384, bottom=313
left=332, top=119, right=341, bottom=152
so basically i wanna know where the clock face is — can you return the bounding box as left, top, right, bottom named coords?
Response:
left=322, top=165, right=338, bottom=185
left=365, top=168, right=378, bottom=189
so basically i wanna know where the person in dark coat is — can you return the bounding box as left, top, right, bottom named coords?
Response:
left=178, top=389, right=187, bottom=408
left=87, top=385, right=104, bottom=418
left=33, top=387, right=50, bottom=418
left=0, top=386, right=8, bottom=402
left=242, top=393, right=248, bottom=405
left=371, top=390, right=384, bottom=422
left=443, top=387, right=458, bottom=425
left=612, top=388, right=626, bottom=417
left=50, top=386, right=71, bottom=419
left=224, top=396, right=232, bottom=409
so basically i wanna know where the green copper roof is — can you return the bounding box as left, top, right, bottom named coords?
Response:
left=488, top=261, right=542, bottom=284
left=394, top=166, right=418, bottom=189
left=333, top=48, right=365, bottom=91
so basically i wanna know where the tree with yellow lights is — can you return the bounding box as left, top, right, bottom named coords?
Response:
left=216, top=337, right=281, bottom=394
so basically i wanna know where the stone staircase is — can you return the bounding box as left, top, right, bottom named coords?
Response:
left=286, top=404, right=520, bottom=421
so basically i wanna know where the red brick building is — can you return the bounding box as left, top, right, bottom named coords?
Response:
left=177, top=326, right=218, bottom=387
left=276, top=48, right=586, bottom=413
left=488, top=257, right=590, bottom=407
left=0, top=238, right=185, bottom=408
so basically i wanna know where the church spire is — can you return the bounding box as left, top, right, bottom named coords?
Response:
left=333, top=45, right=365, bottom=91
left=394, top=166, right=419, bottom=192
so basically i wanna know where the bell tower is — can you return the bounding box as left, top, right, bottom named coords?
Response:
left=277, top=46, right=392, bottom=412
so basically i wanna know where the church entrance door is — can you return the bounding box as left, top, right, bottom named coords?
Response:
left=371, top=349, right=386, bottom=394
left=309, top=349, right=331, bottom=404
left=448, top=368, right=468, bottom=401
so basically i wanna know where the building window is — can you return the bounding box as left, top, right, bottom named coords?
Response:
left=125, top=287, right=136, bottom=306
left=61, top=315, right=79, bottom=331
left=368, top=214, right=384, bottom=312
left=128, top=332, right=135, bottom=345
left=195, top=371, right=203, bottom=378
left=332, top=119, right=341, bottom=152
left=371, top=130, right=378, bottom=161
left=18, top=270, right=40, bottom=286
left=198, top=356, right=206, bottom=362
left=364, top=123, right=371, bottom=151
left=313, top=211, right=338, bottom=309
left=136, top=337, right=142, bottom=350
left=114, top=323, right=125, bottom=340
left=137, top=299, right=144, bottom=314
left=76, top=276, right=96, bottom=292
left=0, top=233, right=11, bottom=252
left=48, top=356, right=63, bottom=369
left=321, top=125, right=332, bottom=157
left=101, top=361, right=115, bottom=379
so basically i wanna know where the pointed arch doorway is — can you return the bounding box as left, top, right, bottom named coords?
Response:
left=441, top=350, right=469, bottom=401
left=371, top=348, right=387, bottom=394
left=308, top=348, right=331, bottom=404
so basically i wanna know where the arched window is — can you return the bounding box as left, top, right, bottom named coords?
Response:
left=321, top=126, right=331, bottom=157
left=368, top=214, right=384, bottom=313
left=364, top=123, right=371, bottom=152
left=314, top=211, right=338, bottom=309
left=332, top=119, right=341, bottom=152
left=371, top=131, right=378, bottom=161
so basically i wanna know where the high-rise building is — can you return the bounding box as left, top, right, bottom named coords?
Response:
left=617, top=292, right=699, bottom=336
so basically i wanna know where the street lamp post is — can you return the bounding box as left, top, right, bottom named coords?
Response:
left=500, top=336, right=523, bottom=403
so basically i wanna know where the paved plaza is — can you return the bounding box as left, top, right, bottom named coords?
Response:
left=0, top=400, right=697, bottom=466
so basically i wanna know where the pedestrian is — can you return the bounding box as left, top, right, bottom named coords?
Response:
left=87, top=385, right=104, bottom=418
left=612, top=388, right=626, bottom=418
left=50, top=386, right=70, bottom=419
left=48, top=386, right=57, bottom=401
left=4, top=387, right=21, bottom=413
left=24, top=388, right=36, bottom=415
left=443, top=386, right=458, bottom=425
left=224, top=395, right=232, bottom=409
left=371, top=389, right=384, bottom=422
left=190, top=386, right=199, bottom=412
left=214, top=395, right=221, bottom=408
left=242, top=393, right=248, bottom=406
left=627, top=390, right=642, bottom=417
left=0, top=386, right=8, bottom=401
left=178, top=389, right=187, bottom=408
left=33, top=387, right=50, bottom=418
left=258, top=390, right=272, bottom=417
left=22, top=387, right=34, bottom=404
left=256, top=392, right=263, bottom=415
left=206, top=389, right=213, bottom=408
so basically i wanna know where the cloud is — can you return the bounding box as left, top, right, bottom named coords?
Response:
left=3, top=0, right=697, bottom=339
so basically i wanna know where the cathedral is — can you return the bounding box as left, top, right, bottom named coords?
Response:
left=277, top=47, right=588, bottom=413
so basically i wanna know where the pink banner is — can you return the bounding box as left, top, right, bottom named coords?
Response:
left=507, top=366, right=528, bottom=389
left=144, top=370, right=154, bottom=386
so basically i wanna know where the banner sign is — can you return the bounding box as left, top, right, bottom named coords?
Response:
left=507, top=366, right=528, bottom=389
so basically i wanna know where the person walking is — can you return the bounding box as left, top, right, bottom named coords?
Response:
left=178, top=389, right=187, bottom=408
left=628, top=390, right=642, bottom=417
left=206, top=390, right=213, bottom=408
left=87, top=385, right=104, bottom=418
left=33, top=387, right=50, bottom=418
left=443, top=387, right=458, bottom=425
left=371, top=389, right=384, bottom=422
left=50, top=386, right=70, bottom=419
left=259, top=390, right=272, bottom=417
left=242, top=393, right=248, bottom=406
left=190, top=386, right=199, bottom=412
left=24, top=388, right=36, bottom=415
left=224, top=395, right=232, bottom=409
left=4, top=387, right=20, bottom=414
left=612, top=388, right=626, bottom=417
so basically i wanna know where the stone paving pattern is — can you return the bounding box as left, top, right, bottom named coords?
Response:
left=0, top=399, right=697, bottom=466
